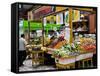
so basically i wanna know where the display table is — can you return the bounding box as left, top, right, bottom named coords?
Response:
left=76, top=52, right=93, bottom=61
left=31, top=51, right=44, bottom=67
left=55, top=51, right=94, bottom=69
left=27, top=46, right=95, bottom=69
left=26, top=44, right=44, bottom=67
left=55, top=56, right=76, bottom=69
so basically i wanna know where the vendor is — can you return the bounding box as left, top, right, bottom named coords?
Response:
left=19, top=34, right=28, bottom=67
left=48, top=30, right=59, bottom=39
left=48, top=30, right=54, bottom=39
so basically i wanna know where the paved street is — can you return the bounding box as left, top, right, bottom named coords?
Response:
left=19, top=59, right=56, bottom=72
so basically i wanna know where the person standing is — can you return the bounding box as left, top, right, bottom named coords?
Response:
left=19, top=34, right=27, bottom=67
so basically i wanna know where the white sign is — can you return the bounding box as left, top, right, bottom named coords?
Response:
left=56, top=13, right=63, bottom=24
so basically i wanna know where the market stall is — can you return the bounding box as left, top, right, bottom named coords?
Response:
left=25, top=6, right=96, bottom=69
left=41, top=7, right=96, bottom=69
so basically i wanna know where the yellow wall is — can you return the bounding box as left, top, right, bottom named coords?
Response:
left=56, top=6, right=67, bottom=12
left=46, top=15, right=56, bottom=21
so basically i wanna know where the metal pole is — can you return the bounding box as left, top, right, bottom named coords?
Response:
left=42, top=18, right=44, bottom=46
left=28, top=21, right=30, bottom=43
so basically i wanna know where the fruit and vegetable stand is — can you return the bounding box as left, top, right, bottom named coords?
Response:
left=41, top=7, right=96, bottom=69
left=56, top=51, right=93, bottom=69
left=41, top=36, right=96, bottom=69
left=41, top=46, right=95, bottom=69
left=26, top=42, right=95, bottom=69
left=25, top=7, right=96, bottom=69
